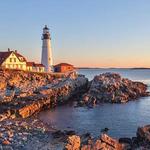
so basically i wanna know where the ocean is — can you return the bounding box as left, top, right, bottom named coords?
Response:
left=39, top=69, right=150, bottom=138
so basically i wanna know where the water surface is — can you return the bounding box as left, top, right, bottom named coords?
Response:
left=39, top=69, right=150, bottom=138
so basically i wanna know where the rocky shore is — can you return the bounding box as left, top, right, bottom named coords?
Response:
left=81, top=72, right=149, bottom=106
left=0, top=70, right=150, bottom=149
left=0, top=71, right=148, bottom=119
left=0, top=116, right=50, bottom=149
left=0, top=69, right=88, bottom=120
left=1, top=116, right=150, bottom=149
left=63, top=124, right=150, bottom=149
left=0, top=69, right=88, bottom=149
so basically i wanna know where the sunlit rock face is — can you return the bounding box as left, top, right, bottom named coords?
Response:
left=0, top=70, right=80, bottom=102
left=0, top=69, right=88, bottom=119
left=64, top=134, right=123, bottom=150
left=65, top=135, right=81, bottom=150
left=17, top=75, right=88, bottom=118
left=82, top=72, right=149, bottom=106
left=0, top=69, right=54, bottom=102
left=63, top=126, right=150, bottom=150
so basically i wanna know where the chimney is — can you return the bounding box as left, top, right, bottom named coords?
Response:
left=15, top=50, right=17, bottom=53
left=8, top=48, right=10, bottom=52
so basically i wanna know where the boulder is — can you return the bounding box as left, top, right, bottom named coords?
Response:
left=64, top=133, right=124, bottom=150
left=2, top=139, right=11, bottom=145
left=0, top=111, right=11, bottom=121
left=64, top=135, right=81, bottom=150
left=101, top=133, right=122, bottom=149
left=137, top=125, right=150, bottom=144
left=82, top=72, right=149, bottom=105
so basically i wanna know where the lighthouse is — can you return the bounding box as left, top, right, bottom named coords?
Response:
left=41, top=25, right=53, bottom=72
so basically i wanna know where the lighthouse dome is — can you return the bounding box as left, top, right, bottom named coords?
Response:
left=43, top=25, right=49, bottom=30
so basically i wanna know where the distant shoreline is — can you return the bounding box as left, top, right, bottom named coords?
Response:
left=77, top=67, right=150, bottom=70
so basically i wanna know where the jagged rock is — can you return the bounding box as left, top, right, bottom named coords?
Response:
left=0, top=70, right=88, bottom=119
left=64, top=135, right=81, bottom=150
left=137, top=125, right=150, bottom=144
left=2, top=139, right=11, bottom=145
left=16, top=75, right=88, bottom=118
left=65, top=133, right=124, bottom=150
left=101, top=127, right=109, bottom=133
left=0, top=111, right=11, bottom=121
left=101, top=134, right=122, bottom=149
left=18, top=96, right=50, bottom=118
left=0, top=69, right=77, bottom=101
left=82, top=72, right=149, bottom=105
left=0, top=81, right=6, bottom=90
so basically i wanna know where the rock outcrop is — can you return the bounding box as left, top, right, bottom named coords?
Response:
left=136, top=125, right=150, bottom=148
left=64, top=135, right=81, bottom=150
left=0, top=70, right=88, bottom=119
left=1, top=118, right=150, bottom=150
left=81, top=72, right=149, bottom=106
left=64, top=124, right=150, bottom=150
left=0, top=116, right=52, bottom=150
left=0, top=69, right=69, bottom=102
left=64, top=134, right=123, bottom=150
left=18, top=75, right=88, bottom=118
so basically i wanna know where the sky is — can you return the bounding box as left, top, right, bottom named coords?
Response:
left=0, top=0, right=150, bottom=68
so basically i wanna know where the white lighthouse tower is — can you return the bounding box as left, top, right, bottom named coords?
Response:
left=41, top=25, right=53, bottom=72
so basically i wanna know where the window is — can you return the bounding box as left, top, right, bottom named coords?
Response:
left=19, top=57, right=23, bottom=61
left=10, top=58, right=12, bottom=62
left=14, top=58, right=16, bottom=62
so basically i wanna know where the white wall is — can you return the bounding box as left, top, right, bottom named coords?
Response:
left=2, top=52, right=26, bottom=70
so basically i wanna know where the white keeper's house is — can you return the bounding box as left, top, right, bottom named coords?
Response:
left=0, top=49, right=45, bottom=72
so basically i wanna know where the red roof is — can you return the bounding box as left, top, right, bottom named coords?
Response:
left=54, top=63, right=74, bottom=67
left=26, top=62, right=44, bottom=67
left=14, top=52, right=27, bottom=62
left=34, top=64, right=45, bottom=67
left=0, top=52, right=12, bottom=64
left=0, top=51, right=27, bottom=65
left=0, top=50, right=45, bottom=68
left=26, top=62, right=35, bottom=66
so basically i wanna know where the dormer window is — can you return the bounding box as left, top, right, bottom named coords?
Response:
left=19, top=57, right=23, bottom=61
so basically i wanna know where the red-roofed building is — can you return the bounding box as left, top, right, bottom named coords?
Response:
left=54, top=63, right=75, bottom=73
left=0, top=49, right=45, bottom=72
left=0, top=50, right=27, bottom=70
left=26, top=62, right=35, bottom=71
left=26, top=62, right=45, bottom=72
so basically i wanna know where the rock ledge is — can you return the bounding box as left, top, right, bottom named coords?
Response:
left=82, top=72, right=149, bottom=106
